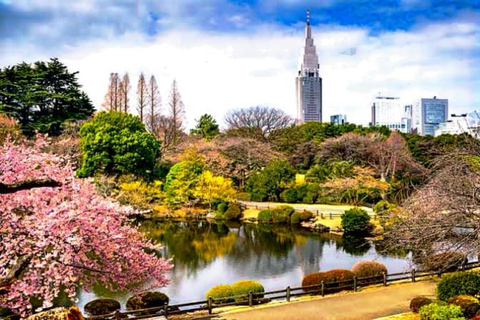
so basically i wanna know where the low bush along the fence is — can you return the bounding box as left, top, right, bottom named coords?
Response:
left=205, top=280, right=265, bottom=303
left=301, top=269, right=355, bottom=292
left=351, top=260, right=387, bottom=280
left=436, top=271, right=480, bottom=301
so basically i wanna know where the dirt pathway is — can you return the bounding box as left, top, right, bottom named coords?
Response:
left=219, top=281, right=436, bottom=320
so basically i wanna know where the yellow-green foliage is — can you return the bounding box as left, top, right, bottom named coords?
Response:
left=117, top=180, right=164, bottom=208
left=205, top=284, right=233, bottom=302
left=230, top=280, right=265, bottom=300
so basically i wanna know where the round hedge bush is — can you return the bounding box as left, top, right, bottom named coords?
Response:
left=300, top=210, right=313, bottom=221
left=272, top=205, right=295, bottom=223
left=418, top=303, right=464, bottom=320
left=351, top=260, right=388, bottom=280
left=291, top=212, right=302, bottom=224
left=448, top=295, right=480, bottom=318
left=281, top=189, right=298, bottom=203
left=302, top=269, right=355, bottom=293
left=436, top=272, right=480, bottom=301
left=410, top=297, right=433, bottom=313
left=341, top=208, right=371, bottom=235
left=224, top=202, right=243, bottom=220
left=84, top=298, right=120, bottom=316
left=258, top=209, right=273, bottom=223
left=126, top=291, right=169, bottom=311
left=231, top=280, right=265, bottom=301
left=205, top=284, right=234, bottom=303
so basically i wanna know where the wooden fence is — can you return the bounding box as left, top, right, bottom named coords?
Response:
left=85, top=260, right=480, bottom=319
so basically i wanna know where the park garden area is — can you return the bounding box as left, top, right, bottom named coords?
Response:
left=1, top=59, right=480, bottom=319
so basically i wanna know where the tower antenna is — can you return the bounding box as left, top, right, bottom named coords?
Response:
left=306, top=9, right=310, bottom=24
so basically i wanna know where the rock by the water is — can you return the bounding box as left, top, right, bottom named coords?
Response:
left=26, top=306, right=84, bottom=320
left=301, top=221, right=330, bottom=232
left=126, top=291, right=169, bottom=311
left=84, top=298, right=120, bottom=316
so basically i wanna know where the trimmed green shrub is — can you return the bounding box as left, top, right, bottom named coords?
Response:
left=436, top=272, right=480, bottom=301
left=258, top=209, right=273, bottom=223
left=281, top=189, right=298, bottom=203
left=236, top=192, right=251, bottom=201
left=300, top=210, right=313, bottom=221
left=272, top=205, right=295, bottom=223
left=302, top=269, right=355, bottom=293
left=424, top=252, right=467, bottom=272
left=205, top=284, right=234, bottom=303
left=224, top=202, right=243, bottom=220
left=291, top=212, right=302, bottom=224
left=84, top=298, right=121, bottom=316
left=448, top=295, right=480, bottom=318
left=351, top=260, right=387, bottom=280
left=231, top=280, right=265, bottom=301
left=341, top=208, right=370, bottom=235
left=410, top=297, right=433, bottom=313
left=126, top=291, right=169, bottom=313
left=419, top=303, right=465, bottom=320
left=217, top=202, right=228, bottom=214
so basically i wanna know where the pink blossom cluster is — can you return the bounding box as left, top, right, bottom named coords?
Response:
left=0, top=137, right=172, bottom=317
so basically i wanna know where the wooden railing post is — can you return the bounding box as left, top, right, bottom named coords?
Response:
left=353, top=276, right=357, bottom=291
left=114, top=310, right=121, bottom=320
left=286, top=286, right=291, bottom=302
left=208, top=297, right=213, bottom=315
left=329, top=212, right=332, bottom=219
left=248, top=291, right=253, bottom=307
left=316, top=210, right=319, bottom=216
left=321, top=281, right=325, bottom=297
left=321, top=212, right=324, bottom=219
left=411, top=269, right=416, bottom=282
left=163, top=302, right=168, bottom=317
left=382, top=271, right=387, bottom=286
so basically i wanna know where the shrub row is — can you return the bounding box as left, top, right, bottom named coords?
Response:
left=301, top=260, right=388, bottom=293
left=257, top=205, right=313, bottom=224
left=205, top=280, right=265, bottom=303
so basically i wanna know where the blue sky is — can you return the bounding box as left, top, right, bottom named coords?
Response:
left=0, top=0, right=479, bottom=127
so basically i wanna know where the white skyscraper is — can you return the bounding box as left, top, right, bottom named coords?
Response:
left=296, top=11, right=322, bottom=123
left=371, top=96, right=412, bottom=133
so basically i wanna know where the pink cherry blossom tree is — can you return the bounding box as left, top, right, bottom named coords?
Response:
left=0, top=137, right=172, bottom=317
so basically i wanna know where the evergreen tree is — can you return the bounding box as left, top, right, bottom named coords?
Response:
left=0, top=58, right=94, bottom=136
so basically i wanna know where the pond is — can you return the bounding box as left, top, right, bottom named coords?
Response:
left=76, top=220, right=412, bottom=310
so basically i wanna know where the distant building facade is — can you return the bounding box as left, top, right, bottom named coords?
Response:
left=296, top=11, right=322, bottom=123
left=331, top=114, right=347, bottom=125
left=370, top=96, right=412, bottom=133
left=412, top=97, right=448, bottom=136
left=435, top=110, right=480, bottom=138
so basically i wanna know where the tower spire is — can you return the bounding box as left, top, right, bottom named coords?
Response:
left=306, top=9, right=310, bottom=25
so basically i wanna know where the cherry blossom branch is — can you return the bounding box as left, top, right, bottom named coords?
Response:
left=0, top=255, right=31, bottom=294
left=0, top=179, right=61, bottom=194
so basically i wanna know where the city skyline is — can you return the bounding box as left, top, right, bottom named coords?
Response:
left=1, top=0, right=478, bottom=129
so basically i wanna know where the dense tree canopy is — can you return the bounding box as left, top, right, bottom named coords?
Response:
left=0, top=137, right=171, bottom=317
left=190, top=114, right=220, bottom=140
left=0, top=58, right=94, bottom=136
left=246, top=159, right=296, bottom=201
left=77, top=111, right=160, bottom=178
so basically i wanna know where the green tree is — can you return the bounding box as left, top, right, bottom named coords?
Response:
left=77, top=111, right=160, bottom=178
left=246, top=159, right=296, bottom=201
left=163, top=150, right=204, bottom=206
left=190, top=114, right=220, bottom=140
left=0, top=58, right=94, bottom=136
left=341, top=207, right=371, bottom=235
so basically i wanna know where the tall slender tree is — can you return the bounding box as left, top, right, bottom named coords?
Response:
left=146, top=75, right=161, bottom=133
left=102, top=72, right=120, bottom=111
left=167, top=79, right=185, bottom=145
left=137, top=72, right=148, bottom=123
left=119, top=73, right=130, bottom=113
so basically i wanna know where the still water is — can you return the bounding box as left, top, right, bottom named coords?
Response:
left=77, top=220, right=411, bottom=310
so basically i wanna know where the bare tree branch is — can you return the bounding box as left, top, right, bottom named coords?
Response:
left=0, top=178, right=61, bottom=194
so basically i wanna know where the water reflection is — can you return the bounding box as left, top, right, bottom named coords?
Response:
left=78, top=221, right=411, bottom=310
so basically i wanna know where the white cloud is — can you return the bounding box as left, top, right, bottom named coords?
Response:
left=1, top=13, right=478, bottom=129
